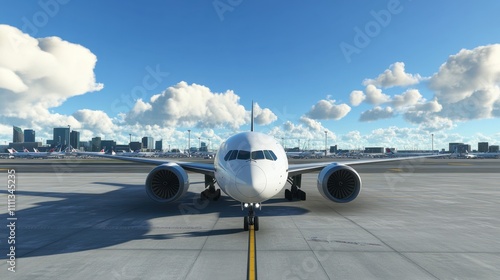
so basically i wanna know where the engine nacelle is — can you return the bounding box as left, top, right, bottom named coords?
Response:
left=145, top=163, right=189, bottom=203
left=317, top=164, right=362, bottom=203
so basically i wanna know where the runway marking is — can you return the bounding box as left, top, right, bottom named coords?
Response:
left=448, top=162, right=472, bottom=166
left=247, top=225, right=257, bottom=280
left=388, top=168, right=403, bottom=172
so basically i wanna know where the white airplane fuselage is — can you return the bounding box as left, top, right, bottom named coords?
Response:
left=214, top=132, right=289, bottom=203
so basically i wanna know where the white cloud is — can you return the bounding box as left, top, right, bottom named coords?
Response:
left=253, top=102, right=278, bottom=125
left=72, top=109, right=115, bottom=135
left=428, top=44, right=500, bottom=120
left=349, top=90, right=366, bottom=106
left=0, top=25, right=103, bottom=120
left=364, top=85, right=391, bottom=105
left=391, top=89, right=424, bottom=109
left=306, top=99, right=351, bottom=120
left=363, top=62, right=423, bottom=88
left=124, top=81, right=276, bottom=130
left=359, top=106, right=394, bottom=122
left=270, top=119, right=336, bottom=150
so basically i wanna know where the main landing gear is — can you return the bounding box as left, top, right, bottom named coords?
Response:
left=242, top=203, right=260, bottom=231
left=284, top=175, right=306, bottom=201
left=200, top=175, right=221, bottom=201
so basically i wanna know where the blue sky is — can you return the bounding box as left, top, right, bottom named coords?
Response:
left=1, top=0, right=500, bottom=151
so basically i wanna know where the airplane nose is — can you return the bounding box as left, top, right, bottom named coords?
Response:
left=235, top=163, right=267, bottom=199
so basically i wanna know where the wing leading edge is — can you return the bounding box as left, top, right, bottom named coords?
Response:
left=77, top=152, right=215, bottom=176
left=287, top=154, right=444, bottom=177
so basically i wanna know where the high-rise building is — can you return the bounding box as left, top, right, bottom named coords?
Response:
left=199, top=141, right=207, bottom=152
left=91, top=137, right=101, bottom=152
left=70, top=131, right=80, bottom=149
left=101, top=140, right=116, bottom=152
left=478, top=142, right=489, bottom=153
left=142, top=136, right=154, bottom=150
left=449, top=142, right=464, bottom=153
left=53, top=127, right=70, bottom=146
left=24, top=129, right=35, bottom=142
left=155, top=140, right=162, bottom=151
left=489, top=145, right=499, bottom=153
left=13, top=126, right=23, bottom=143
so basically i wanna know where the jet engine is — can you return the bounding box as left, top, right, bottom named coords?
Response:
left=317, top=164, right=362, bottom=203
left=145, top=163, right=189, bottom=203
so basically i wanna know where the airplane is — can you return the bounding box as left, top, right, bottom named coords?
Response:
left=475, top=152, right=500, bottom=159
left=117, top=149, right=154, bottom=157
left=80, top=105, right=446, bottom=231
left=464, top=151, right=477, bottom=159
left=461, top=150, right=500, bottom=159
left=7, top=148, right=50, bottom=158
left=385, top=148, right=438, bottom=157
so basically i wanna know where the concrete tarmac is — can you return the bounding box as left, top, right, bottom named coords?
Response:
left=0, top=159, right=499, bottom=279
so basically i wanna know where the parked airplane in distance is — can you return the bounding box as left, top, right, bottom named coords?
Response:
left=117, top=149, right=154, bottom=157
left=462, top=150, right=500, bottom=159
left=81, top=106, right=444, bottom=230
left=8, top=148, right=50, bottom=158
left=385, top=148, right=438, bottom=157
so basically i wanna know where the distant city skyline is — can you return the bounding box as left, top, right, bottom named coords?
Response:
left=4, top=125, right=499, bottom=153
left=1, top=2, right=499, bottom=150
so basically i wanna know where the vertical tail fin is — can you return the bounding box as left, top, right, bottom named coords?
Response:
left=250, top=101, right=254, bottom=132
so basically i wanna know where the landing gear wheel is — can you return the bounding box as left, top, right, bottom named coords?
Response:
left=200, top=188, right=221, bottom=201
left=254, top=216, right=259, bottom=231
left=298, top=189, right=306, bottom=201
left=244, top=216, right=249, bottom=231
left=214, top=189, right=221, bottom=201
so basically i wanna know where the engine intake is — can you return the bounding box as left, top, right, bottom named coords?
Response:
left=317, top=164, right=362, bottom=203
left=145, top=163, right=189, bottom=203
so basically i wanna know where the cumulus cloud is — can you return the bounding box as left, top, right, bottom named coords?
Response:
left=72, top=109, right=115, bottom=135
left=349, top=90, right=366, bottom=106
left=363, top=62, right=423, bottom=88
left=125, top=81, right=276, bottom=130
left=427, top=45, right=500, bottom=122
left=253, top=102, right=278, bottom=125
left=306, top=99, right=351, bottom=120
left=391, top=89, right=424, bottom=109
left=0, top=25, right=103, bottom=119
left=364, top=85, right=391, bottom=105
left=0, top=24, right=104, bottom=142
left=271, top=117, right=336, bottom=149
left=359, top=106, right=394, bottom=122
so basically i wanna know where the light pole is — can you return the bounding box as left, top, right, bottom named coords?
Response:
left=324, top=130, right=328, bottom=156
left=187, top=130, right=191, bottom=156
left=431, top=133, right=434, bottom=152
left=67, top=125, right=71, bottom=152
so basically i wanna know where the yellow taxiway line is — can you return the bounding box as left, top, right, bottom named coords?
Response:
left=247, top=225, right=257, bottom=280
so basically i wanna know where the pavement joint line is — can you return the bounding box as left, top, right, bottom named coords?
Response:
left=330, top=205, right=441, bottom=280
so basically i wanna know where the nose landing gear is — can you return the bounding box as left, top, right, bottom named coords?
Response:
left=242, top=203, right=260, bottom=231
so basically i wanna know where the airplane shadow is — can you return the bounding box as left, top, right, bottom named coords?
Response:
left=0, top=180, right=309, bottom=258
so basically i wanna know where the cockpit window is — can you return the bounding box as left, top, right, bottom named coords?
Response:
left=229, top=150, right=238, bottom=160
left=264, top=150, right=277, bottom=160
left=237, top=150, right=250, bottom=160
left=224, top=149, right=278, bottom=161
left=251, top=150, right=265, bottom=160
left=224, top=150, right=232, bottom=161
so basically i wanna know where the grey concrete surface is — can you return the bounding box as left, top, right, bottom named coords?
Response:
left=0, top=160, right=499, bottom=279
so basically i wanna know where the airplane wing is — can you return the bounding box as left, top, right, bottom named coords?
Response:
left=288, top=154, right=443, bottom=177
left=77, top=152, right=216, bottom=176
